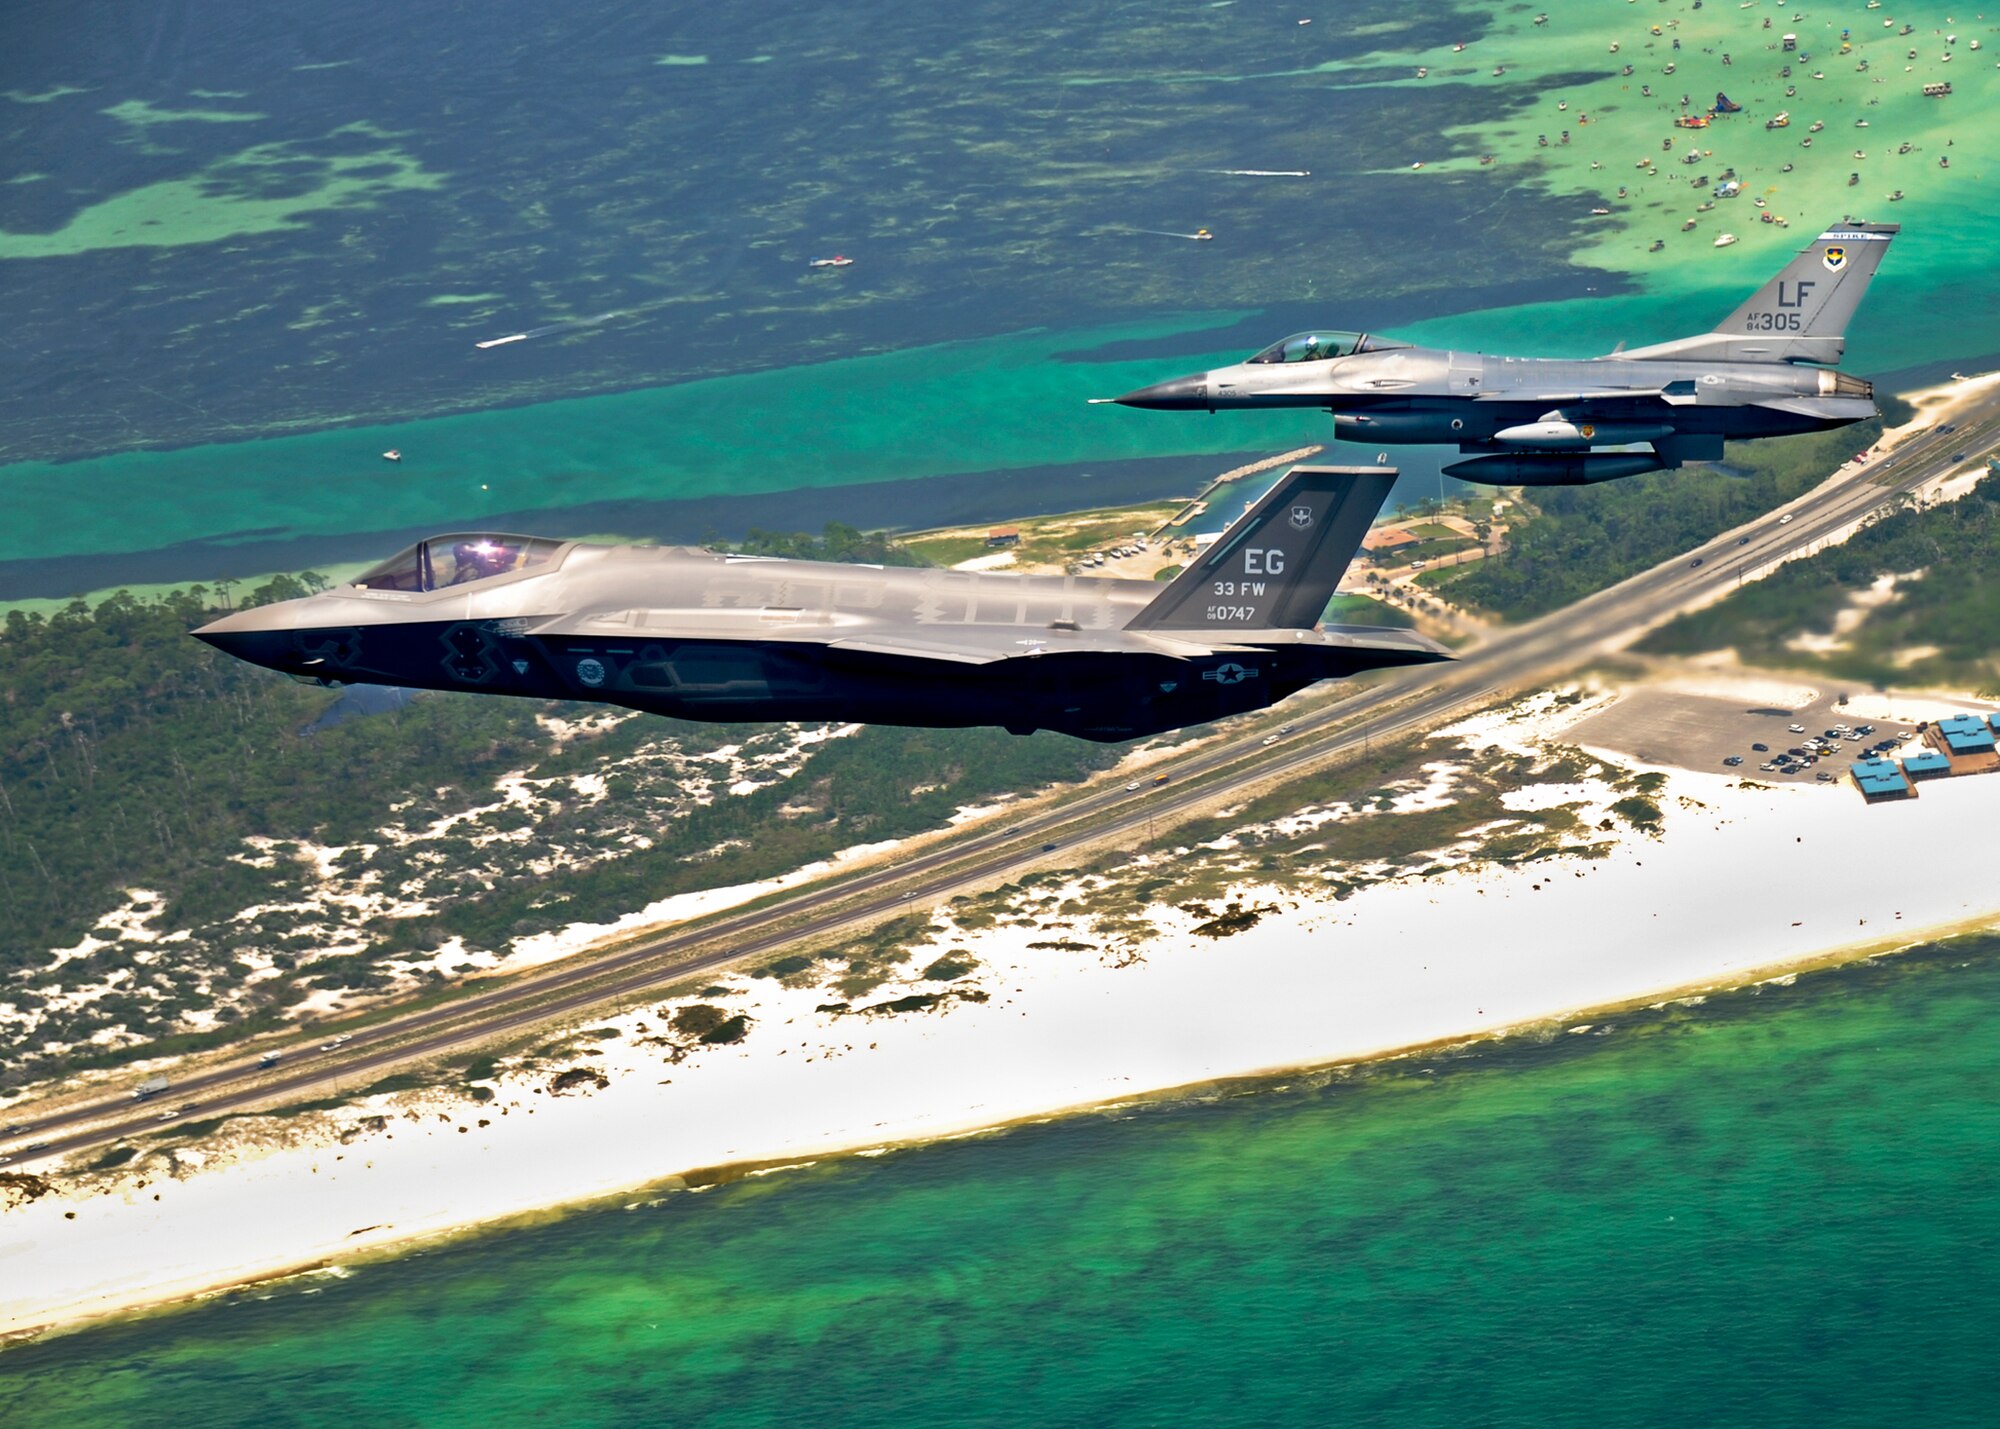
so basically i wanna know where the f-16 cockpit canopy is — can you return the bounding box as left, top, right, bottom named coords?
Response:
left=355, top=534, right=567, bottom=592
left=1245, top=331, right=1402, bottom=365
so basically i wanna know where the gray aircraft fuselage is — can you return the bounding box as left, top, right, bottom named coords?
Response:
left=195, top=468, right=1450, bottom=743
left=1114, top=222, right=1895, bottom=485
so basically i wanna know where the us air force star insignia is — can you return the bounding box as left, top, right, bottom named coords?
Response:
left=1823, top=245, right=1847, bottom=272
left=1290, top=505, right=1314, bottom=531
left=1203, top=662, right=1257, bottom=685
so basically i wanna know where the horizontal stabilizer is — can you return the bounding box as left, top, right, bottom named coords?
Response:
left=1751, top=395, right=1879, bottom=420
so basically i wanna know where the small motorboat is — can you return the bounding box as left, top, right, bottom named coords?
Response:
left=1714, top=233, right=1739, bottom=247
left=808, top=255, right=854, bottom=268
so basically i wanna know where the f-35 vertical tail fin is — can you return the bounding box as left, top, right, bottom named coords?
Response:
left=1126, top=466, right=1394, bottom=633
left=1622, top=221, right=1898, bottom=365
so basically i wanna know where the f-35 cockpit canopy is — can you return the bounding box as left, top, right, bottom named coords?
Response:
left=1244, top=331, right=1405, bottom=365
left=355, top=534, right=567, bottom=592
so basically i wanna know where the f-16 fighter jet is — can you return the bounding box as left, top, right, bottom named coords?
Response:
left=1112, top=222, right=1895, bottom=486
left=195, top=467, right=1448, bottom=742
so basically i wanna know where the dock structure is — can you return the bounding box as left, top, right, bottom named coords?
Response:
left=1157, top=445, right=1324, bottom=535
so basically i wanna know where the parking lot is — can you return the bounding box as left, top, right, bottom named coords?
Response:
left=1559, top=686, right=1920, bottom=783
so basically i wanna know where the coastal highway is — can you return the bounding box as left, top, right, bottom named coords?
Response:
left=3, top=413, right=1985, bottom=1170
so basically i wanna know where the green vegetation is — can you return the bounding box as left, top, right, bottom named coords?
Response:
left=900, top=502, right=1183, bottom=572
left=698, top=1014, right=751, bottom=1045
left=1321, top=593, right=1416, bottom=629
left=1638, top=471, right=2000, bottom=694
left=1438, top=407, right=1907, bottom=620
left=722, top=522, right=924, bottom=567
left=670, top=1004, right=733, bottom=1039
left=1609, top=796, right=1664, bottom=834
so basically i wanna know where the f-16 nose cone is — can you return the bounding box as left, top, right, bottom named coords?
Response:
left=1112, top=374, right=1211, bottom=411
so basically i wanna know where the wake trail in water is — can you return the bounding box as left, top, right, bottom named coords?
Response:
left=474, top=309, right=637, bottom=350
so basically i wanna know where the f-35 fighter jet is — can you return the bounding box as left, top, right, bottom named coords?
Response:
left=195, top=467, right=1449, bottom=742
left=1113, top=222, right=1896, bottom=486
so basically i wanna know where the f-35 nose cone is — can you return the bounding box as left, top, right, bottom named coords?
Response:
left=1112, top=373, right=1211, bottom=411
left=192, top=605, right=298, bottom=672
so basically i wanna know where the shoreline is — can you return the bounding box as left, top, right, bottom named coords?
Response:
left=15, top=919, right=1985, bottom=1349
left=9, top=689, right=2000, bottom=1343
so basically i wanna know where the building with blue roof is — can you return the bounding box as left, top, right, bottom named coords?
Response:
left=1934, top=714, right=1997, bottom=755
left=1851, top=758, right=1913, bottom=801
left=1902, top=749, right=1952, bottom=781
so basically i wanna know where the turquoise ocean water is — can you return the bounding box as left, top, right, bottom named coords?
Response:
left=6, top=938, right=1999, bottom=1425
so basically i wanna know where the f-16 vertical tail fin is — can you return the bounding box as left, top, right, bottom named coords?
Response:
left=1622, top=221, right=1898, bottom=365
left=1126, top=466, right=1394, bottom=632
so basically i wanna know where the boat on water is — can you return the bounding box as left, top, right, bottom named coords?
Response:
left=1808, top=120, right=1824, bottom=132
left=1648, top=238, right=1665, bottom=252
left=1764, top=111, right=1790, bottom=129
left=381, top=450, right=402, bottom=463
left=1889, top=189, right=1905, bottom=202
left=1714, top=233, right=1739, bottom=247
left=808, top=255, right=854, bottom=268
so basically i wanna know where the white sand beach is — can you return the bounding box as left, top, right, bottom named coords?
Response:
left=7, top=690, right=2000, bottom=1340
